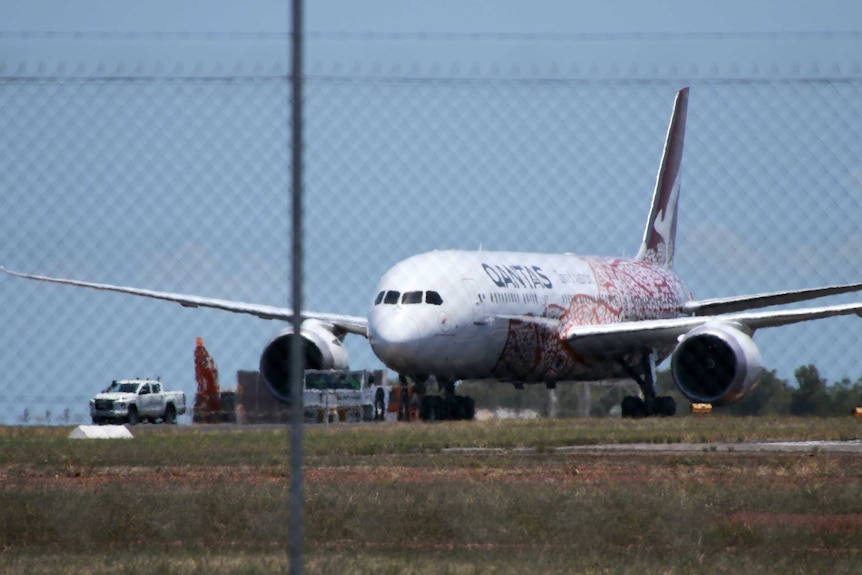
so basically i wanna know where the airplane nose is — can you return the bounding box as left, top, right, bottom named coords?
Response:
left=369, top=313, right=422, bottom=368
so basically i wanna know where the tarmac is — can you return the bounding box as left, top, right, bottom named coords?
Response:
left=443, top=440, right=862, bottom=455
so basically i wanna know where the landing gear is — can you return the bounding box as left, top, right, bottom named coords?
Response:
left=619, top=350, right=676, bottom=418
left=420, top=377, right=475, bottom=421
left=396, top=374, right=475, bottom=422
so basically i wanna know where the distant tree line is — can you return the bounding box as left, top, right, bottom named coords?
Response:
left=714, top=365, right=862, bottom=417
left=459, top=364, right=862, bottom=417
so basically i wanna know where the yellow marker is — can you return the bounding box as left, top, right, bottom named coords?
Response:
left=690, top=403, right=713, bottom=415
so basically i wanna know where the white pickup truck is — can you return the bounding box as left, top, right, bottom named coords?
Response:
left=90, top=379, right=187, bottom=425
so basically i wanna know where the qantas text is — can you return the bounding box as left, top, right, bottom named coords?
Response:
left=481, top=263, right=553, bottom=289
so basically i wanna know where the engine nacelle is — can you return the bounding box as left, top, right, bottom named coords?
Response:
left=259, top=319, right=349, bottom=403
left=670, top=322, right=763, bottom=405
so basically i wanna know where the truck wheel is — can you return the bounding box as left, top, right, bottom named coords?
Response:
left=127, top=406, right=140, bottom=426
left=163, top=404, right=177, bottom=424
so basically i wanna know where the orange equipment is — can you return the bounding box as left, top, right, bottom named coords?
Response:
left=387, top=385, right=421, bottom=421
left=194, top=337, right=222, bottom=423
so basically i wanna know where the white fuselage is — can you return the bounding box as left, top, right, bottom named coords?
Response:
left=367, top=250, right=692, bottom=384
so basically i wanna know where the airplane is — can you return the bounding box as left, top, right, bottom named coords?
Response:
left=5, top=86, right=862, bottom=418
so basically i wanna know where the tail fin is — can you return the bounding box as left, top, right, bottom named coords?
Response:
left=635, top=87, right=689, bottom=268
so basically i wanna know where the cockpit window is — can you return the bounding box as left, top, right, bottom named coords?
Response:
left=377, top=289, right=442, bottom=305
left=402, top=291, right=423, bottom=304
left=383, top=290, right=400, bottom=304
left=425, top=291, right=443, bottom=305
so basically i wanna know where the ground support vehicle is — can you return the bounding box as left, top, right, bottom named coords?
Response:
left=90, top=379, right=186, bottom=425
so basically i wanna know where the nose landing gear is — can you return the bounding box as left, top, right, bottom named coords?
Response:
left=395, top=374, right=476, bottom=422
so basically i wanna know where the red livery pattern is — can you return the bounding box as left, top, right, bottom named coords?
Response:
left=492, top=258, right=690, bottom=381
left=577, top=258, right=690, bottom=324
left=492, top=303, right=570, bottom=382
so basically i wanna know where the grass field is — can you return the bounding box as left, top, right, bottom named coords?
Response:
left=1, top=417, right=861, bottom=574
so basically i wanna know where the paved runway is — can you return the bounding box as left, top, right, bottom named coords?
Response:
left=445, top=440, right=862, bottom=455
left=557, top=440, right=862, bottom=454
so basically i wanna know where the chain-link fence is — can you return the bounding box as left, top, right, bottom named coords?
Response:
left=3, top=60, right=862, bottom=423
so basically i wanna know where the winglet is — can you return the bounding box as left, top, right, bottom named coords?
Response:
left=635, top=87, right=689, bottom=268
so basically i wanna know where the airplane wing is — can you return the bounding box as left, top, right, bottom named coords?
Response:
left=682, top=282, right=862, bottom=315
left=0, top=266, right=369, bottom=337
left=500, top=302, right=862, bottom=356
left=564, top=303, right=862, bottom=355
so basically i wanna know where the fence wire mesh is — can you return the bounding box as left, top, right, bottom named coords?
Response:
left=2, top=65, right=862, bottom=423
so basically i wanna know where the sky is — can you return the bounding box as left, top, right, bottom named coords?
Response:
left=1, top=1, right=862, bottom=424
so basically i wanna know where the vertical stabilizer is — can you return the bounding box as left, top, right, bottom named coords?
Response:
left=635, top=87, right=689, bottom=268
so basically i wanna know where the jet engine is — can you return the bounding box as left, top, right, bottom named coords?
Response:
left=259, top=319, right=349, bottom=403
left=670, top=322, right=763, bottom=405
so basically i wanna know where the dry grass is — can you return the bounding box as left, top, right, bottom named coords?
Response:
left=1, top=418, right=861, bottom=574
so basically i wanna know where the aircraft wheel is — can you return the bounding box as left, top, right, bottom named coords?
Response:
left=621, top=396, right=645, bottom=418
left=657, top=396, right=676, bottom=417
left=457, top=396, right=475, bottom=420
left=420, top=395, right=441, bottom=421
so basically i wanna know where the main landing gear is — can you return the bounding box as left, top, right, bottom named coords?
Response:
left=619, top=350, right=676, bottom=418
